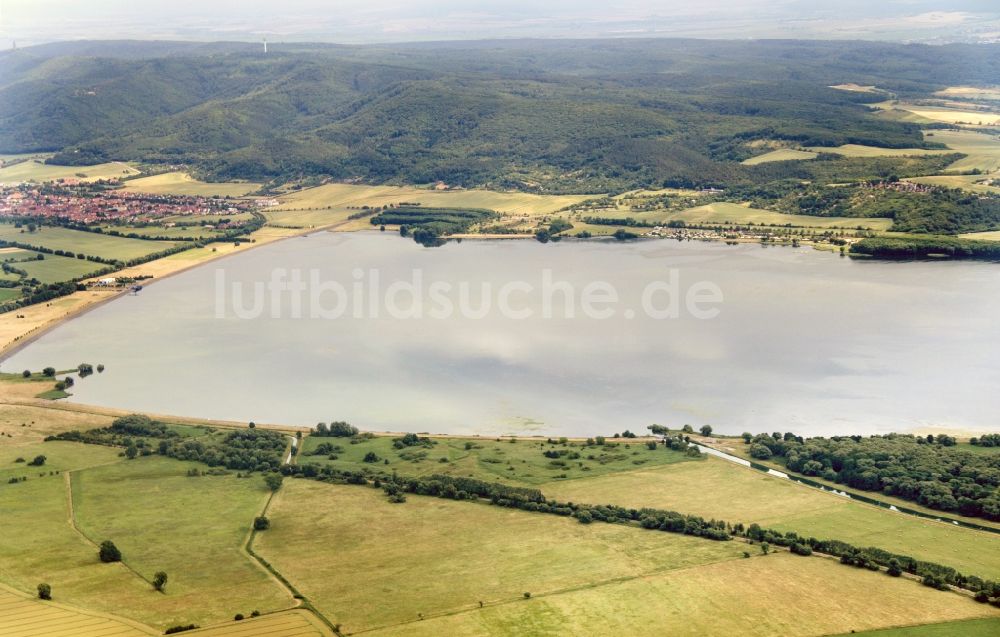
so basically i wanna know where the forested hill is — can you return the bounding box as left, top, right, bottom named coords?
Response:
left=1, top=39, right=997, bottom=192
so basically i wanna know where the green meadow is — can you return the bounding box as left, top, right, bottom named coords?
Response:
left=0, top=225, right=182, bottom=262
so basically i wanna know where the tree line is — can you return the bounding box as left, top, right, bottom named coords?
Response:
left=744, top=431, right=1000, bottom=521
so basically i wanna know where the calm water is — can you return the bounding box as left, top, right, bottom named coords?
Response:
left=4, top=232, right=1000, bottom=437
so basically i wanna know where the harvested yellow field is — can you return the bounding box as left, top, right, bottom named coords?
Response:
left=935, top=86, right=1000, bottom=101
left=742, top=148, right=817, bottom=165
left=673, top=202, right=893, bottom=230
left=120, top=172, right=260, bottom=197
left=959, top=230, right=1000, bottom=241
left=806, top=144, right=951, bottom=158
left=0, top=586, right=154, bottom=637
left=830, top=83, right=880, bottom=93
left=185, top=610, right=333, bottom=636
left=0, top=160, right=138, bottom=184
left=898, top=106, right=1000, bottom=126
left=275, top=183, right=594, bottom=217
left=0, top=403, right=113, bottom=445
left=362, top=554, right=999, bottom=637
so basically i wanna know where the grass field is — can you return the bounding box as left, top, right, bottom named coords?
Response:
left=120, top=172, right=261, bottom=198
left=363, top=554, right=997, bottom=637
left=742, top=148, right=818, bottom=165
left=298, top=435, right=696, bottom=486
left=835, top=618, right=1000, bottom=637
left=274, top=184, right=594, bottom=217
left=72, top=456, right=293, bottom=628
left=256, top=480, right=997, bottom=637
left=542, top=456, right=1000, bottom=580
left=0, top=225, right=182, bottom=262
left=0, top=442, right=180, bottom=629
left=17, top=253, right=107, bottom=283
left=0, top=288, right=21, bottom=303
left=923, top=129, right=1000, bottom=173
left=0, top=160, right=138, bottom=184
left=254, top=480, right=748, bottom=634
left=672, top=202, right=893, bottom=230
left=0, top=585, right=155, bottom=637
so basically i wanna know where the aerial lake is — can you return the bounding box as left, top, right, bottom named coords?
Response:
left=4, top=232, right=1000, bottom=437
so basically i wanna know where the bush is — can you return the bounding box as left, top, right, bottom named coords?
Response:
left=234, top=614, right=245, bottom=621
left=254, top=516, right=270, bottom=531
left=749, top=443, right=773, bottom=460
left=37, top=583, right=51, bottom=600
left=165, top=625, right=199, bottom=634
left=363, top=451, right=380, bottom=463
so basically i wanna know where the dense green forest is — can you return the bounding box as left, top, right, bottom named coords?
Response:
left=850, top=236, right=1000, bottom=260
left=2, top=39, right=997, bottom=194
left=746, top=432, right=1000, bottom=520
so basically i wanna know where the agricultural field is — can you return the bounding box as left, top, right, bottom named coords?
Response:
left=361, top=555, right=997, bottom=637
left=0, top=225, right=182, bottom=262
left=541, top=456, right=1000, bottom=580
left=17, top=253, right=107, bottom=284
left=911, top=175, right=1000, bottom=195
left=120, top=172, right=261, bottom=198
left=0, top=160, right=138, bottom=185
left=837, top=618, right=1000, bottom=637
left=0, top=442, right=176, bottom=629
left=184, top=609, right=333, bottom=636
left=254, top=479, right=748, bottom=633
left=298, top=435, right=696, bottom=486
left=274, top=183, right=594, bottom=217
left=922, top=130, right=1000, bottom=173
left=742, top=148, right=818, bottom=165
left=256, top=481, right=998, bottom=637
left=671, top=202, right=892, bottom=230
left=72, top=456, right=294, bottom=627
left=0, top=585, right=154, bottom=637
left=902, top=108, right=1000, bottom=127
left=934, top=86, right=1000, bottom=102
left=804, top=145, right=951, bottom=159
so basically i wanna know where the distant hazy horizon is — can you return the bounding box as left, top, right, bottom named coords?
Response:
left=1, top=0, right=999, bottom=47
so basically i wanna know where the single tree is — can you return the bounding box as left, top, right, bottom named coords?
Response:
left=99, top=540, right=122, bottom=563
left=760, top=542, right=770, bottom=555
left=699, top=425, right=713, bottom=436
left=254, top=516, right=270, bottom=531
left=21, top=369, right=31, bottom=378
left=264, top=473, right=283, bottom=492
left=28, top=455, right=46, bottom=466
left=153, top=571, right=168, bottom=592
left=42, top=367, right=56, bottom=377
left=37, top=583, right=51, bottom=600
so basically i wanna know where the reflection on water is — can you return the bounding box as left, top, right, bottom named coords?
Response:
left=4, top=232, right=1000, bottom=437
